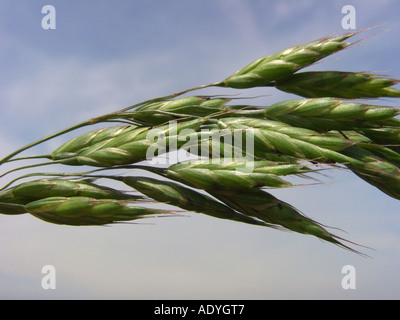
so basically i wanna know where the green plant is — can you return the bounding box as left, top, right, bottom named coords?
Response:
left=1, top=27, right=399, bottom=256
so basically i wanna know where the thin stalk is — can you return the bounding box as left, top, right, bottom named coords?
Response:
left=0, top=164, right=160, bottom=191
left=0, top=121, right=93, bottom=165
left=4, top=154, right=52, bottom=163
left=0, top=160, right=64, bottom=179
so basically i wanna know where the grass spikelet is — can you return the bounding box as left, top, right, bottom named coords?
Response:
left=217, top=32, right=356, bottom=89
left=163, top=158, right=314, bottom=190
left=274, top=71, right=400, bottom=98
left=118, top=176, right=272, bottom=227
left=206, top=188, right=365, bottom=255
left=0, top=178, right=141, bottom=205
left=51, top=125, right=136, bottom=157
left=50, top=118, right=206, bottom=167
left=264, top=98, right=400, bottom=122
left=124, top=96, right=251, bottom=125
left=218, top=117, right=354, bottom=151
left=25, top=196, right=176, bottom=226
left=341, top=146, right=400, bottom=199
left=216, top=119, right=362, bottom=165
left=361, top=127, right=400, bottom=153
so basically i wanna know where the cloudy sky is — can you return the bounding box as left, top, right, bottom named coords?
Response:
left=1, top=0, right=400, bottom=299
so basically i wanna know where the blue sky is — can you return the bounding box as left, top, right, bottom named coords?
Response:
left=1, top=0, right=400, bottom=299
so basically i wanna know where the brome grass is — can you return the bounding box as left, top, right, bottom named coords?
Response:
left=1, top=27, right=399, bottom=256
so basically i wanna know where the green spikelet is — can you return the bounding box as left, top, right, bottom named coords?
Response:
left=119, top=176, right=270, bottom=227
left=341, top=146, right=400, bottom=200
left=264, top=98, right=399, bottom=121
left=206, top=188, right=363, bottom=254
left=218, top=117, right=354, bottom=151
left=216, top=118, right=362, bottom=165
left=217, top=32, right=355, bottom=89
left=125, top=96, right=250, bottom=125
left=274, top=71, right=400, bottom=98
left=164, top=158, right=313, bottom=190
left=361, top=127, right=400, bottom=153
left=51, top=125, right=136, bottom=159
left=25, top=196, right=174, bottom=226
left=260, top=98, right=400, bottom=133
left=51, top=118, right=206, bottom=167
left=0, top=178, right=140, bottom=205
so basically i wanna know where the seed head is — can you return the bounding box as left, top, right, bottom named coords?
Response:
left=128, top=96, right=241, bottom=125
left=120, top=176, right=268, bottom=226
left=0, top=178, right=140, bottom=205
left=218, top=33, right=355, bottom=89
left=51, top=118, right=206, bottom=167
left=207, top=188, right=362, bottom=254
left=275, top=71, right=400, bottom=98
left=164, top=158, right=314, bottom=191
left=25, top=196, right=174, bottom=226
left=51, top=125, right=135, bottom=159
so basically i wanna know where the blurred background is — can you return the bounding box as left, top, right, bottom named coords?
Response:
left=1, top=0, right=399, bottom=299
